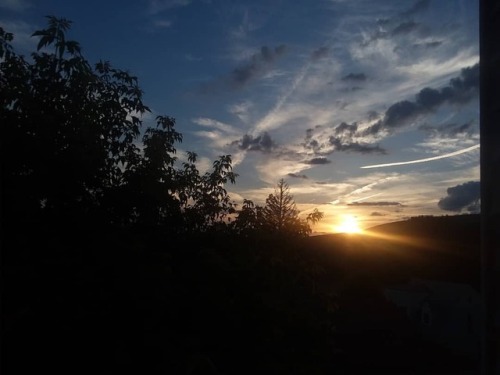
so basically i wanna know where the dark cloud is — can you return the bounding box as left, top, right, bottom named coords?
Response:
left=287, top=173, right=308, bottom=179
left=234, top=132, right=276, bottom=152
left=329, top=137, right=387, bottom=154
left=305, top=128, right=314, bottom=140
left=401, top=0, right=430, bottom=17
left=392, top=21, right=419, bottom=35
left=363, top=1, right=429, bottom=47
left=348, top=201, right=403, bottom=207
left=302, top=122, right=386, bottom=156
left=231, top=45, right=287, bottom=87
left=370, top=212, right=386, bottom=216
left=415, top=87, right=444, bottom=109
left=438, top=181, right=480, bottom=213
left=414, top=41, right=442, bottom=49
left=311, top=46, right=329, bottom=61
left=384, top=100, right=420, bottom=128
left=305, top=157, right=331, bottom=165
left=363, top=64, right=479, bottom=136
left=335, top=122, right=358, bottom=137
left=342, top=73, right=367, bottom=81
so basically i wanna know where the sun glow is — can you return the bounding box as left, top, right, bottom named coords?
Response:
left=335, top=215, right=362, bottom=234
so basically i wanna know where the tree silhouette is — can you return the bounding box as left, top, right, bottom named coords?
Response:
left=264, top=179, right=299, bottom=232
left=1, top=17, right=237, bottom=231
left=1, top=17, right=148, bottom=226
left=262, top=179, right=323, bottom=236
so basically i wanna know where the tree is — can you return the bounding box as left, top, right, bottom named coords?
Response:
left=263, top=179, right=299, bottom=232
left=1, top=18, right=148, bottom=226
left=232, top=199, right=265, bottom=236
left=178, top=154, right=238, bottom=232
left=1, top=17, right=238, bottom=231
left=262, top=179, right=323, bottom=236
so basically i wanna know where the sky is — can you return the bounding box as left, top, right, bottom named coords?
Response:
left=1, top=0, right=480, bottom=233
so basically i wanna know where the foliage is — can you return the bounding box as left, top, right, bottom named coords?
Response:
left=2, top=17, right=146, bottom=225
left=1, top=18, right=236, bottom=232
left=178, top=153, right=238, bottom=232
left=263, top=179, right=323, bottom=236
left=2, top=17, right=339, bottom=375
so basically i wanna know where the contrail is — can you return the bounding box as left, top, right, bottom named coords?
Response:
left=253, top=62, right=311, bottom=135
left=361, top=144, right=479, bottom=169
left=350, top=192, right=383, bottom=203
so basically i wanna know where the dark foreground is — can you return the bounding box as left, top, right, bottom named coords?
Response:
left=2, top=215, right=480, bottom=374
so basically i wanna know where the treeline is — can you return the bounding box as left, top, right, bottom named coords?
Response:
left=1, top=17, right=322, bottom=238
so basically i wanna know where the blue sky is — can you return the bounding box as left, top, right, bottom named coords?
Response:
left=1, top=0, right=480, bottom=233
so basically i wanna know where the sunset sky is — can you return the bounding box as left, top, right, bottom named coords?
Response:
left=1, top=0, right=480, bottom=233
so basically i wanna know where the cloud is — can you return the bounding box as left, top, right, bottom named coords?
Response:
left=310, top=46, right=329, bottom=61
left=0, top=0, right=30, bottom=11
left=151, top=19, right=173, bottom=29
left=193, top=117, right=240, bottom=135
left=234, top=132, right=276, bottom=152
left=348, top=201, right=403, bottom=206
left=228, top=101, right=253, bottom=123
left=419, top=121, right=475, bottom=137
left=305, top=157, right=331, bottom=165
left=329, top=137, right=386, bottom=154
left=413, top=40, right=442, bottom=49
left=287, top=173, right=308, bottom=179
left=230, top=45, right=287, bottom=88
left=400, top=0, right=430, bottom=17
left=342, top=73, right=367, bottom=81
left=0, top=19, right=36, bottom=51
left=148, top=0, right=191, bottom=14
left=438, top=181, right=480, bottom=212
left=335, top=122, right=358, bottom=136
left=301, top=122, right=386, bottom=156
left=370, top=212, right=386, bottom=216
left=362, top=63, right=479, bottom=135
left=391, top=21, right=419, bottom=36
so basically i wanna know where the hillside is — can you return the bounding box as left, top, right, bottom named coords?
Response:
left=300, top=214, right=481, bottom=372
left=304, top=214, right=480, bottom=289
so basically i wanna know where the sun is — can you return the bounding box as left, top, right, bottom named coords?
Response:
left=335, top=215, right=362, bottom=234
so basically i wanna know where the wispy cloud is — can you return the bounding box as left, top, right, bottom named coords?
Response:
left=253, top=61, right=310, bottom=134
left=0, top=19, right=36, bottom=52
left=0, top=0, right=30, bottom=11
left=153, top=19, right=172, bottom=28
left=148, top=0, right=192, bottom=15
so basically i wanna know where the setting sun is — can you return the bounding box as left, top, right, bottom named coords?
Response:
left=335, top=215, right=362, bottom=234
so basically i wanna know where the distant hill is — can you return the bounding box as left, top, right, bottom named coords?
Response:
left=300, top=214, right=481, bottom=372
left=303, top=214, right=480, bottom=289
left=367, top=214, right=480, bottom=245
